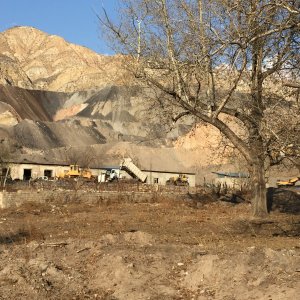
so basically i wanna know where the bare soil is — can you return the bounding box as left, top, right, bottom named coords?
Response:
left=0, top=193, right=299, bottom=300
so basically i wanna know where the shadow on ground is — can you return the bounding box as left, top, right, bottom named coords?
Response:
left=267, top=187, right=300, bottom=214
left=0, top=230, right=29, bottom=244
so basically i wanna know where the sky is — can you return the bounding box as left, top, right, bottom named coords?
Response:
left=0, top=0, right=118, bottom=54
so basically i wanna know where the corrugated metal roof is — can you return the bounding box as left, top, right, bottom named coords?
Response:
left=212, top=171, right=249, bottom=178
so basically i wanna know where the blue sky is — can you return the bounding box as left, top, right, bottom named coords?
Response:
left=0, top=0, right=118, bottom=54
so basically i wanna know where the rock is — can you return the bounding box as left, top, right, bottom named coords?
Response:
left=0, top=26, right=129, bottom=92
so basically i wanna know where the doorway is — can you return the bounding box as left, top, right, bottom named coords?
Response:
left=23, top=169, right=32, bottom=180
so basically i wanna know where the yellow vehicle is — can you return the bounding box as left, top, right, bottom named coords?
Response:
left=57, top=165, right=93, bottom=180
left=166, top=174, right=189, bottom=186
left=276, top=177, right=300, bottom=188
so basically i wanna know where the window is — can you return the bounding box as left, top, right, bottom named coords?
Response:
left=1, top=168, right=8, bottom=176
left=154, top=178, right=159, bottom=184
left=44, top=170, right=53, bottom=178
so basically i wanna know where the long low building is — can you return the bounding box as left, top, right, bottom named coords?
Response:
left=1, top=158, right=196, bottom=187
left=142, top=169, right=195, bottom=187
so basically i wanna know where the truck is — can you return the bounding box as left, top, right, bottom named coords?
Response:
left=98, top=168, right=121, bottom=183
left=97, top=159, right=147, bottom=183
left=120, top=158, right=147, bottom=182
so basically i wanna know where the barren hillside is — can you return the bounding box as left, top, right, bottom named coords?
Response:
left=0, top=26, right=269, bottom=176
left=0, top=26, right=130, bottom=92
left=0, top=26, right=217, bottom=154
left=0, top=84, right=67, bottom=122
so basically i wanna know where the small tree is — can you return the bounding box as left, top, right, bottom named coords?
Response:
left=99, top=0, right=300, bottom=217
left=64, top=146, right=96, bottom=169
left=0, top=141, right=11, bottom=188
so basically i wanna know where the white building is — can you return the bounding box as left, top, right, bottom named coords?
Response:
left=2, top=158, right=196, bottom=187
left=142, top=169, right=195, bottom=187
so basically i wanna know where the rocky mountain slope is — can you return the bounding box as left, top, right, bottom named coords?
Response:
left=0, top=26, right=243, bottom=177
left=0, top=84, right=66, bottom=122
left=0, top=26, right=192, bottom=148
left=0, top=83, right=192, bottom=151
left=0, top=26, right=129, bottom=92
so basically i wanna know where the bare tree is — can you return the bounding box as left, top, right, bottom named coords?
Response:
left=0, top=141, right=12, bottom=188
left=99, top=0, right=300, bottom=217
left=64, top=146, right=96, bottom=169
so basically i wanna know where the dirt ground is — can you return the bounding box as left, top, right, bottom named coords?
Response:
left=0, top=191, right=299, bottom=300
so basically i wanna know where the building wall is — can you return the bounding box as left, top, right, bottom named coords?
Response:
left=143, top=171, right=196, bottom=187
left=9, top=163, right=69, bottom=180
left=8, top=165, right=129, bottom=180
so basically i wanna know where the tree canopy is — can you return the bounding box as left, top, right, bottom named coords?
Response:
left=99, top=0, right=300, bottom=216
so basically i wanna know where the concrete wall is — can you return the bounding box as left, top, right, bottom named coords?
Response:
left=143, top=171, right=196, bottom=187
left=0, top=190, right=191, bottom=209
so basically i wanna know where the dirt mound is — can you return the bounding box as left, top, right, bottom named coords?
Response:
left=0, top=198, right=299, bottom=300
left=0, top=84, right=54, bottom=122
left=183, top=248, right=299, bottom=299
left=11, top=119, right=106, bottom=149
left=0, top=84, right=193, bottom=151
left=41, top=142, right=194, bottom=172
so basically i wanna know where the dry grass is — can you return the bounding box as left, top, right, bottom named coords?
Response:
left=0, top=192, right=299, bottom=252
left=0, top=193, right=299, bottom=300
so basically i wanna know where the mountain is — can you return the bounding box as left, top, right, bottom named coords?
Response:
left=0, top=26, right=241, bottom=182
left=0, top=26, right=129, bottom=92
left=0, top=53, right=33, bottom=89
left=0, top=83, right=192, bottom=148
left=0, top=27, right=189, bottom=145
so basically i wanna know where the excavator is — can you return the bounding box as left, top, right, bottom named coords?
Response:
left=57, top=165, right=93, bottom=180
left=166, top=174, right=189, bottom=186
left=276, top=177, right=300, bottom=188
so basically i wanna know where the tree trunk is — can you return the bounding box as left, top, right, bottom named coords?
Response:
left=251, top=159, right=268, bottom=218
left=3, top=167, right=9, bottom=189
left=249, top=4, right=267, bottom=218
